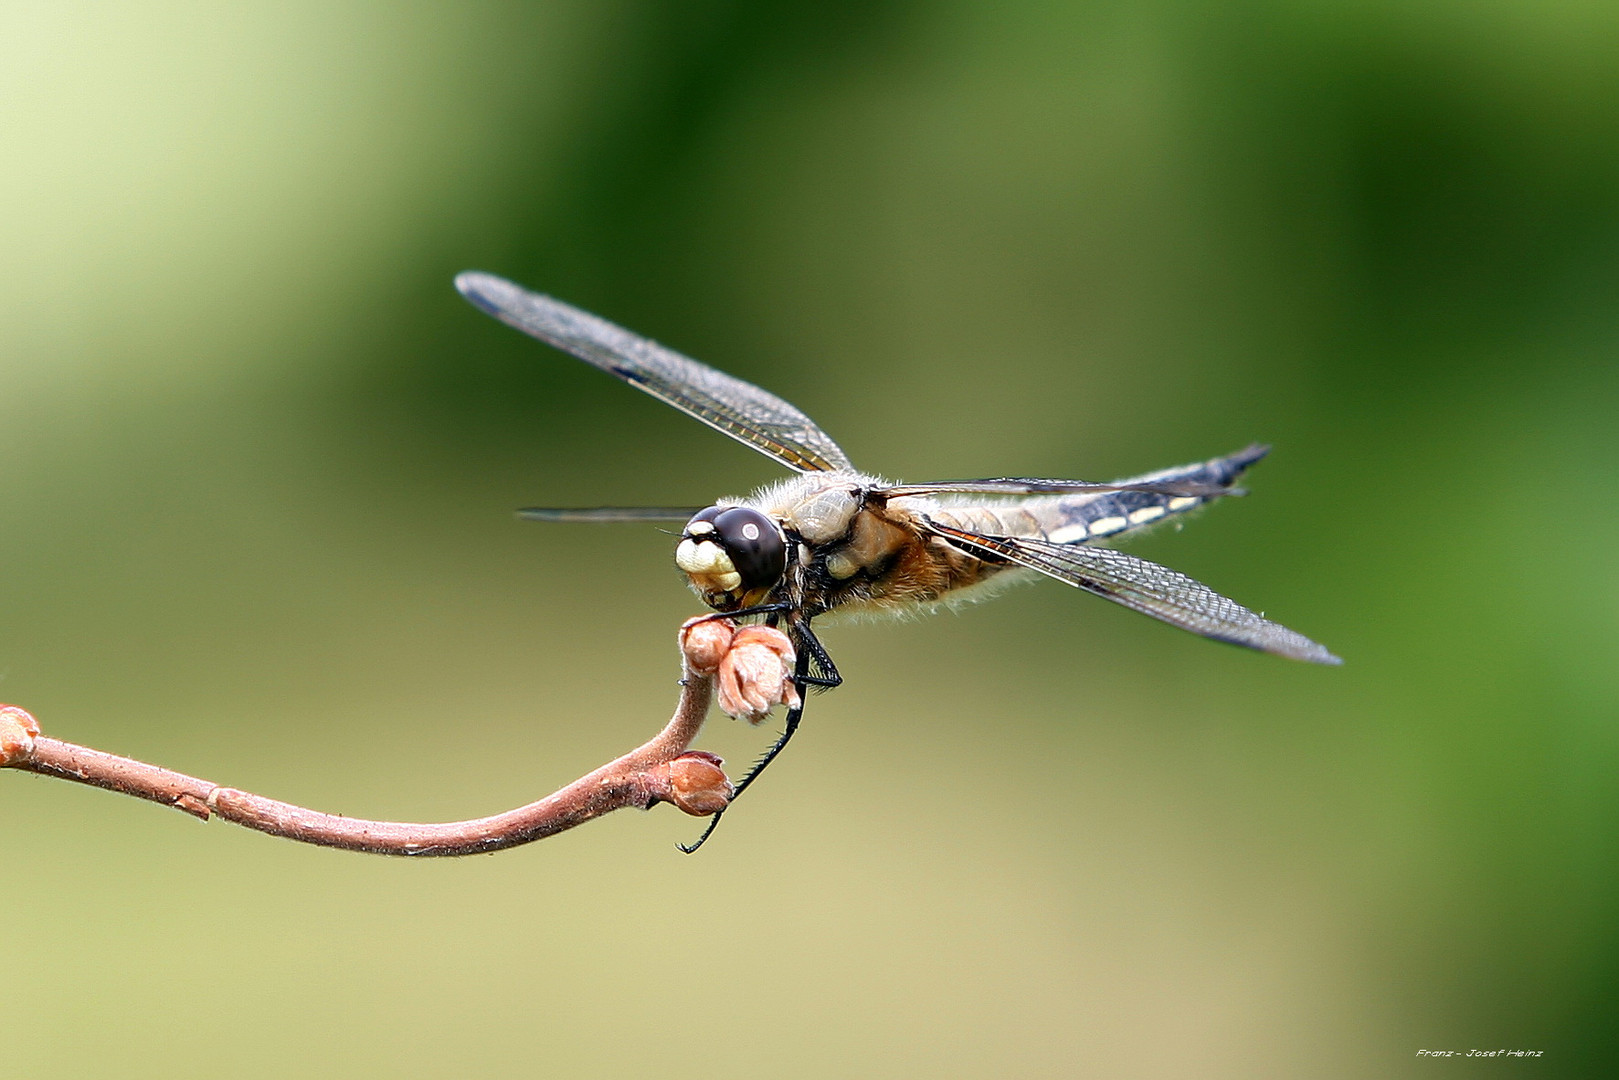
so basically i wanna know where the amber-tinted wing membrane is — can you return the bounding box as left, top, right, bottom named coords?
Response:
left=926, top=522, right=1341, bottom=664
left=457, top=272, right=854, bottom=473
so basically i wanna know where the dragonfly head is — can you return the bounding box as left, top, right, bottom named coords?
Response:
left=675, top=505, right=787, bottom=611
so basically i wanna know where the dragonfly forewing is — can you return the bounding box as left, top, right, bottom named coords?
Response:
left=456, top=272, right=855, bottom=473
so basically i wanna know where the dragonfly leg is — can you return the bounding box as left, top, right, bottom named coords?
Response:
left=686, top=602, right=793, bottom=624
left=793, top=622, right=842, bottom=690
left=677, top=637, right=822, bottom=854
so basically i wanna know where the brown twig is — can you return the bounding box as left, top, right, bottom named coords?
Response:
left=0, top=618, right=796, bottom=856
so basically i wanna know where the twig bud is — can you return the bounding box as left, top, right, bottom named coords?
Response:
left=716, top=626, right=800, bottom=724
left=0, top=705, right=41, bottom=766
left=654, top=751, right=733, bottom=816
left=680, top=617, right=735, bottom=675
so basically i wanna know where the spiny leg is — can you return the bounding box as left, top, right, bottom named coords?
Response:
left=727, top=623, right=839, bottom=802
left=677, top=624, right=836, bottom=853
left=795, top=623, right=842, bottom=690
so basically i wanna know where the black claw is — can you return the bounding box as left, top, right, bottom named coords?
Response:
left=677, top=811, right=725, bottom=853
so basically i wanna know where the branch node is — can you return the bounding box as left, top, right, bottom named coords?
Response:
left=174, top=792, right=213, bottom=820
left=0, top=705, right=40, bottom=766
left=649, top=751, right=734, bottom=816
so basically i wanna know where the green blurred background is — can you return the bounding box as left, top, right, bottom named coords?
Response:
left=3, top=2, right=1615, bottom=1076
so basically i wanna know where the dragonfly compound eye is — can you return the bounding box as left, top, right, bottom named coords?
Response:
left=712, top=507, right=787, bottom=590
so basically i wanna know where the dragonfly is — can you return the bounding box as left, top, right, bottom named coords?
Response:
left=456, top=271, right=1339, bottom=849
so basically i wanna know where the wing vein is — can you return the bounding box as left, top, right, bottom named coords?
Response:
left=457, top=272, right=854, bottom=473
left=927, top=522, right=1340, bottom=664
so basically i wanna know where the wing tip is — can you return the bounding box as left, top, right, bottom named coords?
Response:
left=1218, top=442, right=1271, bottom=481
left=454, top=269, right=498, bottom=294
left=1240, top=640, right=1343, bottom=665
left=1267, top=636, right=1342, bottom=666
left=455, top=269, right=510, bottom=313
left=1212, top=625, right=1341, bottom=665
left=1235, top=442, right=1271, bottom=464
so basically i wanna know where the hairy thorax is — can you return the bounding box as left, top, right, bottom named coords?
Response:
left=734, top=473, right=1017, bottom=618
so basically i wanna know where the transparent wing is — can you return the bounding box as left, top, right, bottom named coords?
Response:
left=518, top=506, right=702, bottom=523
left=926, top=521, right=1341, bottom=664
left=879, top=477, right=1233, bottom=499
left=457, top=272, right=855, bottom=473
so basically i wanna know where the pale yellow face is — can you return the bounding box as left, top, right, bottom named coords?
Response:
left=675, top=519, right=742, bottom=596
left=673, top=506, right=790, bottom=611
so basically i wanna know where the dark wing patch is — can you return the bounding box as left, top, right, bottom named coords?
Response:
left=926, top=522, right=1340, bottom=665
left=457, top=272, right=854, bottom=473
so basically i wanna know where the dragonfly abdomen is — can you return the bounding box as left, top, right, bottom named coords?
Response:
left=933, top=444, right=1270, bottom=547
